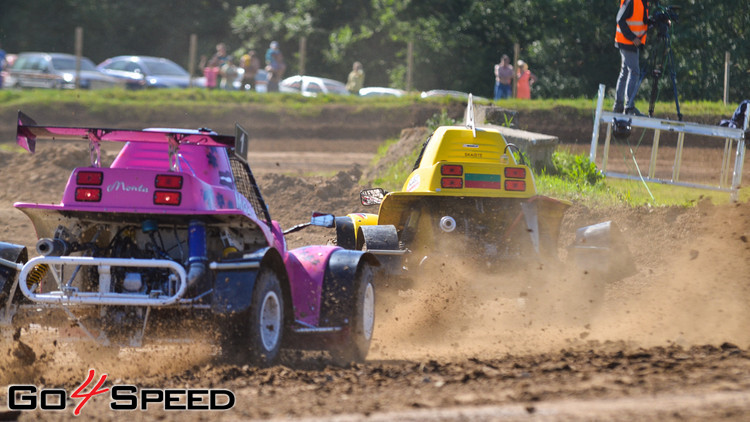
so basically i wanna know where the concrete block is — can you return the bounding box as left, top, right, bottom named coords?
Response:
left=474, top=105, right=559, bottom=172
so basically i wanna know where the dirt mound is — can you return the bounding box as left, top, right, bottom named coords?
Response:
left=362, top=127, right=428, bottom=184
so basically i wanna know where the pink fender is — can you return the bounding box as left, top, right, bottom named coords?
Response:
left=284, top=245, right=340, bottom=326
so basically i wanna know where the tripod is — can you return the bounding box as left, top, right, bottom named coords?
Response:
left=634, top=17, right=683, bottom=121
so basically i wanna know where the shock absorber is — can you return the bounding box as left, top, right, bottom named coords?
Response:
left=187, top=220, right=207, bottom=288
left=26, top=263, right=49, bottom=292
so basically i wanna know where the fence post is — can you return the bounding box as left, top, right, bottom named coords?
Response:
left=188, top=34, right=197, bottom=87
left=299, top=36, right=307, bottom=75
left=406, top=41, right=413, bottom=92
left=74, top=27, right=83, bottom=89
left=723, top=52, right=730, bottom=105
left=590, top=84, right=605, bottom=161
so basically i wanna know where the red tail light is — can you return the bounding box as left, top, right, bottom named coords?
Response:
left=505, top=167, right=526, bottom=179
left=505, top=180, right=526, bottom=191
left=441, top=177, right=463, bottom=189
left=155, top=174, right=183, bottom=189
left=75, top=188, right=101, bottom=202
left=441, top=164, right=463, bottom=176
left=76, top=171, right=103, bottom=186
left=154, top=191, right=181, bottom=206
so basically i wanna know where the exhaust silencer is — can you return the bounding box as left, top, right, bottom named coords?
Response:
left=36, top=238, right=71, bottom=257
left=439, top=216, right=456, bottom=233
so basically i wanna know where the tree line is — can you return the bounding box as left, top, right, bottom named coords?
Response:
left=1, top=0, right=747, bottom=102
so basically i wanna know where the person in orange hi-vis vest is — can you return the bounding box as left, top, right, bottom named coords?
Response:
left=614, top=0, right=649, bottom=116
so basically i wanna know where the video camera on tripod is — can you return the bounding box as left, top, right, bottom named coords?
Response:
left=634, top=0, right=683, bottom=120
left=649, top=1, right=680, bottom=39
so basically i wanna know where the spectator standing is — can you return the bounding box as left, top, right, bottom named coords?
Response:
left=201, top=43, right=230, bottom=90
left=516, top=60, right=536, bottom=100
left=265, top=41, right=286, bottom=92
left=220, top=57, right=239, bottom=90
left=207, top=43, right=230, bottom=89
left=346, top=61, right=365, bottom=94
left=493, top=54, right=513, bottom=100
left=613, top=0, right=648, bottom=115
left=240, top=51, right=261, bottom=91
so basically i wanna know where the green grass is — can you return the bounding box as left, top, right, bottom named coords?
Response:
left=370, top=139, right=420, bottom=192
left=536, top=175, right=748, bottom=207
left=3, top=90, right=744, bottom=207
left=368, top=133, right=748, bottom=207
left=0, top=89, right=741, bottom=119
left=0, top=143, right=24, bottom=153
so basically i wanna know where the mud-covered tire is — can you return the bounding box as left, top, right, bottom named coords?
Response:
left=247, top=270, right=284, bottom=365
left=331, top=264, right=375, bottom=365
left=221, top=269, right=285, bottom=366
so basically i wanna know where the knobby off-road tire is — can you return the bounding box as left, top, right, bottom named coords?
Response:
left=331, top=263, right=375, bottom=365
left=222, top=269, right=285, bottom=367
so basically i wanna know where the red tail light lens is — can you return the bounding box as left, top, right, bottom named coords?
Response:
left=441, top=164, right=463, bottom=176
left=155, top=174, right=183, bottom=189
left=75, top=188, right=101, bottom=202
left=154, top=191, right=181, bottom=206
left=76, top=171, right=103, bottom=186
left=505, top=180, right=526, bottom=191
left=441, top=177, right=463, bottom=188
left=505, top=167, right=526, bottom=179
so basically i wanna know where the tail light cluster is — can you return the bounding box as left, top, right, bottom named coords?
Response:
left=504, top=167, right=526, bottom=191
left=75, top=171, right=102, bottom=202
left=440, top=164, right=463, bottom=189
left=74, top=171, right=184, bottom=205
left=154, top=174, right=183, bottom=206
left=439, top=164, right=527, bottom=192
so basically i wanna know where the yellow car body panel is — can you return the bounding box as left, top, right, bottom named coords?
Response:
left=399, top=126, right=539, bottom=199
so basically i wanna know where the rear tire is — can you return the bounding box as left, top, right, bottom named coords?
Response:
left=331, top=264, right=375, bottom=365
left=221, top=269, right=284, bottom=366
left=248, top=269, right=284, bottom=365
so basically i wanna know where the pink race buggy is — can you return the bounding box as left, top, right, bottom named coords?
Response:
left=0, top=112, right=377, bottom=366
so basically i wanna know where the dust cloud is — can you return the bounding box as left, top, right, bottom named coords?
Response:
left=370, top=200, right=750, bottom=360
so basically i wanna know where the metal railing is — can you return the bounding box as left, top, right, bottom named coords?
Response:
left=590, top=84, right=748, bottom=201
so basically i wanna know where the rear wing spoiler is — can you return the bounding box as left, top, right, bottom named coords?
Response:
left=16, top=111, right=247, bottom=168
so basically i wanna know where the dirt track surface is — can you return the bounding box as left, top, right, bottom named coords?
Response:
left=1, top=130, right=750, bottom=421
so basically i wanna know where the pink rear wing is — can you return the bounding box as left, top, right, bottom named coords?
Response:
left=16, top=111, right=236, bottom=154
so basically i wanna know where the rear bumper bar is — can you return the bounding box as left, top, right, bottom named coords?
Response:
left=19, top=256, right=187, bottom=306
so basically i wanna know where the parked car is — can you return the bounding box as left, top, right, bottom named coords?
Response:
left=359, top=87, right=406, bottom=97
left=279, top=75, right=349, bottom=97
left=420, top=89, right=471, bottom=99
left=420, top=89, right=489, bottom=102
left=7, top=52, right=121, bottom=90
left=98, top=55, right=204, bottom=89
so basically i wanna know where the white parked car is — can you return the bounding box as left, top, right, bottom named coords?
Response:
left=279, top=75, right=349, bottom=97
left=359, top=87, right=406, bottom=97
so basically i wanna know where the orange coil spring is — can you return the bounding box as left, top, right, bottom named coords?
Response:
left=27, top=263, right=49, bottom=291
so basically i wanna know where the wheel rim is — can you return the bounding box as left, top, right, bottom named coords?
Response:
left=362, top=282, right=375, bottom=340
left=259, top=291, right=281, bottom=351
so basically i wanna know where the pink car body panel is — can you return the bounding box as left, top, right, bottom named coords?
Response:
left=14, top=114, right=348, bottom=323
left=285, top=247, right=327, bottom=325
